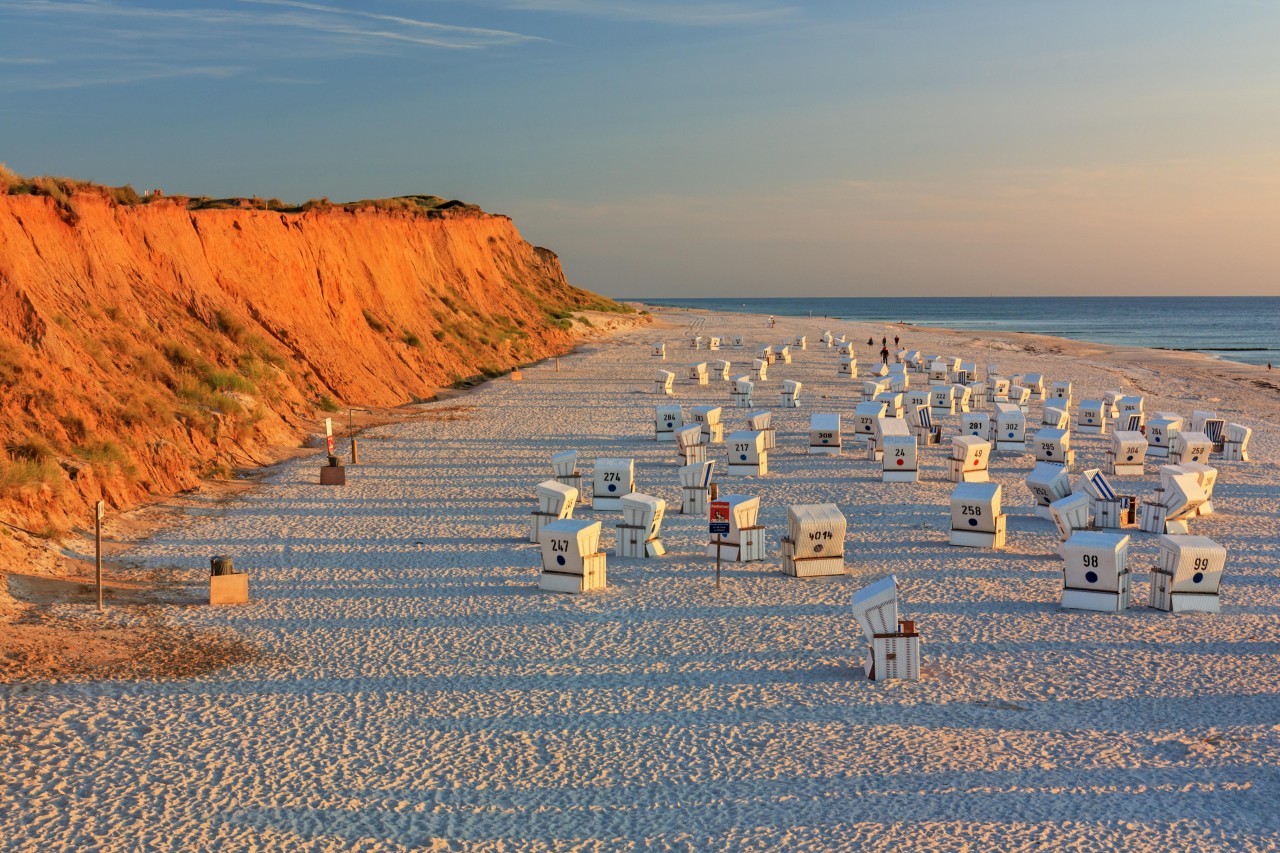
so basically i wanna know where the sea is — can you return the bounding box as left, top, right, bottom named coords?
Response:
left=635, top=297, right=1279, bottom=367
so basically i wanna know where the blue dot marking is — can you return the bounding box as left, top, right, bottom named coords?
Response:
left=1085, top=570, right=1098, bottom=584
left=739, top=454, right=747, bottom=461
left=608, top=483, right=617, bottom=492
left=968, top=518, right=978, bottom=527
left=1193, top=572, right=1204, bottom=584
left=556, top=555, right=566, bottom=566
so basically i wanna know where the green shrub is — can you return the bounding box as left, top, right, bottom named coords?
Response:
left=402, top=331, right=424, bottom=349
left=214, top=308, right=245, bottom=341
left=0, top=340, right=26, bottom=385
left=6, top=436, right=57, bottom=463
left=362, top=309, right=387, bottom=333
left=0, top=457, right=64, bottom=495
left=203, top=368, right=255, bottom=395
left=318, top=393, right=341, bottom=412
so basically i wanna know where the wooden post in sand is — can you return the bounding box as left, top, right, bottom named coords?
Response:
left=94, top=500, right=104, bottom=612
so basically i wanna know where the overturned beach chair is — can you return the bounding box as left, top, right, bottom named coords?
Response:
left=810, top=413, right=842, bottom=455
left=1078, top=468, right=1137, bottom=529
left=656, top=369, right=675, bottom=396
left=1138, top=469, right=1206, bottom=535
left=747, top=409, right=776, bottom=450
left=882, top=433, right=919, bottom=482
left=782, top=503, right=847, bottom=578
left=551, top=450, right=583, bottom=499
left=1060, top=531, right=1131, bottom=612
left=707, top=494, right=766, bottom=562
left=539, top=519, right=606, bottom=594
left=1162, top=462, right=1217, bottom=516
left=679, top=460, right=716, bottom=516
left=591, top=458, right=635, bottom=511
left=616, top=493, right=666, bottom=558
left=731, top=375, right=755, bottom=408
left=691, top=405, right=725, bottom=445
left=1224, top=423, right=1251, bottom=462
left=726, top=430, right=768, bottom=476
left=1077, top=399, right=1108, bottom=435
left=1106, top=430, right=1147, bottom=477
left=1149, top=534, right=1226, bottom=613
left=949, top=481, right=1007, bottom=549
left=782, top=379, right=802, bottom=409
left=1049, top=492, right=1091, bottom=541
left=531, top=479, right=578, bottom=544
left=1027, top=462, right=1072, bottom=520
left=655, top=404, right=684, bottom=442
left=1042, top=406, right=1069, bottom=429
left=675, top=424, right=707, bottom=466
left=1145, top=415, right=1182, bottom=458
left=947, top=436, right=991, bottom=483
left=851, top=575, right=921, bottom=682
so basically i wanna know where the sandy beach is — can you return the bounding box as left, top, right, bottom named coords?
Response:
left=2, top=305, right=1278, bottom=851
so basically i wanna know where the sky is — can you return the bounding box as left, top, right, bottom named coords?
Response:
left=1, top=0, right=1278, bottom=298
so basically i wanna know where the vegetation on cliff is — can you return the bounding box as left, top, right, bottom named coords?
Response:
left=0, top=167, right=631, bottom=541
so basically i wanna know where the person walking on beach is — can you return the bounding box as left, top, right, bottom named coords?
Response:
left=880, top=345, right=889, bottom=365
left=894, top=335, right=900, bottom=348
left=881, top=336, right=887, bottom=348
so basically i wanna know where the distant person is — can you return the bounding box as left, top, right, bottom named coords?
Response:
left=894, top=335, right=900, bottom=348
left=867, top=337, right=874, bottom=347
left=881, top=336, right=887, bottom=347
left=1269, top=362, right=1273, bottom=370
left=880, top=345, right=889, bottom=365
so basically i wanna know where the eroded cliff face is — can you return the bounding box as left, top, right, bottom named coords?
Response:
left=0, top=190, right=621, bottom=541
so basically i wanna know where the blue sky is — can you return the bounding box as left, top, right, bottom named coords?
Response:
left=2, top=1, right=1278, bottom=297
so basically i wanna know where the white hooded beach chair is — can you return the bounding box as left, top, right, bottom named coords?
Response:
left=782, top=503, right=846, bottom=578
left=870, top=416, right=910, bottom=462
left=810, top=413, right=842, bottom=455
left=707, top=494, right=766, bottom=562
left=675, top=424, right=707, bottom=466
left=1026, top=462, right=1072, bottom=519
left=782, top=379, right=802, bottom=409
left=1035, top=427, right=1074, bottom=468
left=907, top=404, right=941, bottom=446
left=616, top=492, right=666, bottom=558
left=531, top=479, right=578, bottom=543
left=655, top=404, right=683, bottom=442
left=1048, top=380, right=1072, bottom=408
left=757, top=345, right=775, bottom=365
left=851, top=575, right=920, bottom=682
left=539, top=519, right=606, bottom=593
left=591, top=457, right=635, bottom=511
left=994, top=402, right=1026, bottom=451
left=1162, top=462, right=1217, bottom=516
left=947, top=436, right=991, bottom=483
left=653, top=341, right=666, bottom=360
left=551, top=450, right=583, bottom=497
left=875, top=391, right=904, bottom=419
left=1149, top=534, right=1225, bottom=613
left=1138, top=470, right=1206, bottom=535
left=960, top=413, right=991, bottom=441
left=1021, top=374, right=1045, bottom=401
left=1170, top=430, right=1213, bottom=465
left=1224, top=423, right=1251, bottom=462
left=691, top=405, right=725, bottom=445
left=1078, top=468, right=1136, bottom=529
left=656, top=369, right=675, bottom=396
left=731, top=375, right=755, bottom=408
left=928, top=359, right=950, bottom=384
left=1189, top=410, right=1217, bottom=435
left=747, top=409, right=776, bottom=450
left=708, top=336, right=721, bottom=351
left=1202, top=418, right=1226, bottom=453
left=1145, top=415, right=1182, bottom=458
left=712, top=359, right=732, bottom=381
left=882, top=434, right=919, bottom=482
left=855, top=401, right=887, bottom=443
left=949, top=481, right=1006, bottom=548
left=821, top=331, right=833, bottom=348
left=952, top=384, right=972, bottom=414
left=1117, top=396, right=1145, bottom=430
left=688, top=362, right=709, bottom=386
left=1077, top=399, right=1108, bottom=435
left=1106, top=430, right=1147, bottom=477
left=1049, top=492, right=1091, bottom=541
left=732, top=335, right=745, bottom=350
left=1008, top=384, right=1032, bottom=413
left=752, top=358, right=769, bottom=380
left=726, top=430, right=768, bottom=476
left=862, top=379, right=888, bottom=402
left=839, top=355, right=857, bottom=377
left=679, top=460, right=716, bottom=516
left=794, top=334, right=807, bottom=350
left=1042, top=406, right=1069, bottom=429
left=777, top=344, right=792, bottom=365
left=1060, top=531, right=1131, bottom=612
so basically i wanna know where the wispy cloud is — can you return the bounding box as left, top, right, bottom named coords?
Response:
left=240, top=0, right=544, bottom=49
left=0, top=56, right=52, bottom=64
left=494, top=0, right=794, bottom=26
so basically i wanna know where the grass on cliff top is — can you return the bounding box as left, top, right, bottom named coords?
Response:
left=2, top=165, right=482, bottom=220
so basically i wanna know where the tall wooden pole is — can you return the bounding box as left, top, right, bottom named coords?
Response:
left=95, top=500, right=104, bottom=612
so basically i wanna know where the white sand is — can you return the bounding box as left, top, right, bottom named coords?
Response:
left=3, top=306, right=1279, bottom=851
